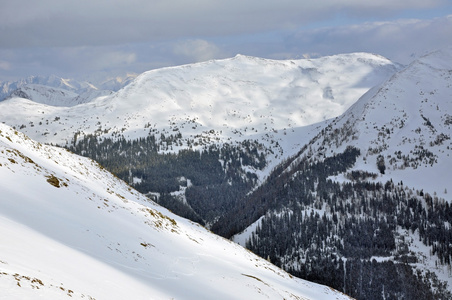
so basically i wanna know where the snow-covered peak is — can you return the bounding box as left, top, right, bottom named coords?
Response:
left=0, top=123, right=351, bottom=299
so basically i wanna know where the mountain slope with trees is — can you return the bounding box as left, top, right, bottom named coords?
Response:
left=222, top=48, right=452, bottom=299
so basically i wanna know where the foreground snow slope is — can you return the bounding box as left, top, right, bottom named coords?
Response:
left=0, top=124, right=351, bottom=300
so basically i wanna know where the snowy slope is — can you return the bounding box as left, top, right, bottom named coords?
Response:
left=0, top=53, right=400, bottom=157
left=0, top=123, right=351, bottom=300
left=293, top=47, right=452, bottom=200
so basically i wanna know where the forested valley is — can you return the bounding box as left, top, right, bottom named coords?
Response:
left=67, top=135, right=452, bottom=300
left=67, top=133, right=266, bottom=225
left=215, top=146, right=452, bottom=299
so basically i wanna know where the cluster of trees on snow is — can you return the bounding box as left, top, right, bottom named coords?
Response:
left=211, top=146, right=362, bottom=237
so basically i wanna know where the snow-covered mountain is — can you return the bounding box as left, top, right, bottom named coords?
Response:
left=0, top=74, right=137, bottom=105
left=0, top=123, right=351, bottom=300
left=294, top=47, right=452, bottom=199
left=0, top=53, right=400, bottom=157
left=0, top=75, right=94, bottom=101
left=5, top=84, right=107, bottom=107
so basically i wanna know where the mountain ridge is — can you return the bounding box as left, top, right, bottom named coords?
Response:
left=0, top=52, right=400, bottom=160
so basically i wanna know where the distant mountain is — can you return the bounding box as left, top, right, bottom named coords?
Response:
left=215, top=48, right=452, bottom=299
left=0, top=53, right=400, bottom=155
left=5, top=84, right=107, bottom=107
left=0, top=75, right=94, bottom=100
left=0, top=73, right=137, bottom=104
left=0, top=123, right=351, bottom=300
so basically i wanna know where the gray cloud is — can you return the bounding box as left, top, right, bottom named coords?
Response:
left=0, top=46, right=141, bottom=80
left=172, top=39, right=225, bottom=62
left=0, top=60, right=11, bottom=71
left=0, top=1, right=451, bottom=80
left=287, top=15, right=452, bottom=64
left=0, top=0, right=446, bottom=47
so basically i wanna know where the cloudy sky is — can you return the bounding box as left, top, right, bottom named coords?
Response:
left=1, top=0, right=452, bottom=82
